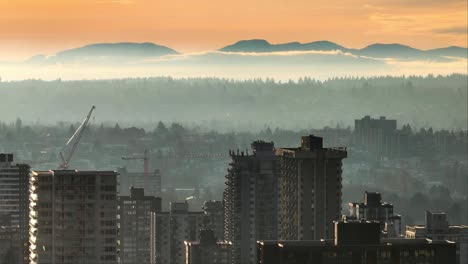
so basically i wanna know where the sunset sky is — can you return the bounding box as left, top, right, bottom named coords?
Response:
left=0, top=0, right=466, bottom=61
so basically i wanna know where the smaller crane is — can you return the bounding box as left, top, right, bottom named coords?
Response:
left=122, top=149, right=149, bottom=186
left=58, top=106, right=96, bottom=170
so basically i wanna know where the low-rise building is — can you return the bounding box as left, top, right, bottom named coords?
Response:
left=347, top=191, right=402, bottom=237
left=184, top=229, right=231, bottom=264
left=258, top=220, right=456, bottom=264
left=406, top=211, right=468, bottom=264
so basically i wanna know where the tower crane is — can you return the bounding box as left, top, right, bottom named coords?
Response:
left=122, top=149, right=150, bottom=188
left=58, top=106, right=96, bottom=170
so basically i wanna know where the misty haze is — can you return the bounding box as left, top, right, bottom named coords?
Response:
left=0, top=1, right=467, bottom=264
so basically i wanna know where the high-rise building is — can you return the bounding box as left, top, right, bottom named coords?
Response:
left=150, top=201, right=205, bottom=264
left=117, top=187, right=161, bottom=264
left=347, top=191, right=402, bottom=237
left=117, top=167, right=161, bottom=197
left=0, top=153, right=30, bottom=264
left=29, top=170, right=118, bottom=264
left=406, top=211, right=468, bottom=264
left=277, top=135, right=347, bottom=241
left=202, top=200, right=224, bottom=241
left=258, top=220, right=457, bottom=264
left=224, top=141, right=279, bottom=264
left=185, top=229, right=231, bottom=264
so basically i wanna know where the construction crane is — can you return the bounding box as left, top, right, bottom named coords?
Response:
left=122, top=149, right=149, bottom=188
left=121, top=149, right=226, bottom=187
left=58, top=106, right=96, bottom=170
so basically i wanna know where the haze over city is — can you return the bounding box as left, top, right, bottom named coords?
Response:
left=0, top=1, right=466, bottom=264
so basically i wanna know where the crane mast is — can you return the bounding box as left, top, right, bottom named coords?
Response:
left=58, top=106, right=96, bottom=169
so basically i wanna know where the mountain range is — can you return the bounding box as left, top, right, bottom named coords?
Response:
left=220, top=39, right=468, bottom=59
left=27, top=42, right=178, bottom=64
left=26, top=40, right=467, bottom=64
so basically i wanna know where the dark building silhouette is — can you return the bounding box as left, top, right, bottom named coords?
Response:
left=0, top=226, right=20, bottom=264
left=406, top=211, right=468, bottom=264
left=0, top=154, right=30, bottom=264
left=347, top=191, right=402, bottom=237
left=354, top=116, right=398, bottom=156
left=277, top=135, right=347, bottom=241
left=29, top=170, right=118, bottom=264
left=184, top=229, right=231, bottom=264
left=150, top=201, right=204, bottom=264
left=117, top=187, right=161, bottom=264
left=224, top=141, right=279, bottom=264
left=258, top=220, right=457, bottom=264
left=202, top=200, right=224, bottom=242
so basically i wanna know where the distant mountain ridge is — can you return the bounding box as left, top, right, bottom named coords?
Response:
left=28, top=42, right=178, bottom=64
left=220, top=39, right=347, bottom=53
left=57, top=42, right=178, bottom=57
left=220, top=39, right=468, bottom=59
left=27, top=40, right=467, bottom=64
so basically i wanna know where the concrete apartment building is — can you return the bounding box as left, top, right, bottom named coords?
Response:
left=29, top=170, right=118, bottom=264
left=354, top=116, right=398, bottom=156
left=347, top=191, right=402, bottom=237
left=0, top=153, right=30, bottom=264
left=277, top=135, right=347, bottom=241
left=150, top=201, right=205, bottom=264
left=258, top=220, right=457, bottom=264
left=185, top=229, right=231, bottom=264
left=117, top=187, right=161, bottom=264
left=406, top=211, right=468, bottom=264
left=224, top=141, right=279, bottom=264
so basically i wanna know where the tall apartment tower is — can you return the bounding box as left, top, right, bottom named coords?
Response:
left=29, top=170, right=118, bottom=264
left=0, top=153, right=30, bottom=264
left=117, top=187, right=161, bottom=264
left=150, top=201, right=205, bottom=264
left=224, top=141, right=279, bottom=264
left=277, top=135, right=347, bottom=241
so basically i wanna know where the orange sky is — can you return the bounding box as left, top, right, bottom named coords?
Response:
left=0, top=0, right=466, bottom=60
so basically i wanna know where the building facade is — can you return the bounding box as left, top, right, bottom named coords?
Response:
left=0, top=153, right=30, bottom=264
left=354, top=116, right=398, bottom=156
left=406, top=211, right=468, bottom=264
left=150, top=201, right=205, bottom=264
left=0, top=226, right=20, bottom=264
left=258, top=221, right=457, bottom=264
left=348, top=191, right=402, bottom=237
left=117, top=187, right=161, bottom=264
left=277, top=135, right=347, bottom=241
left=224, top=141, right=279, bottom=264
left=29, top=170, right=118, bottom=264
left=185, top=229, right=231, bottom=264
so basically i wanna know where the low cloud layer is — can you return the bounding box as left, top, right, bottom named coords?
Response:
left=0, top=50, right=466, bottom=81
